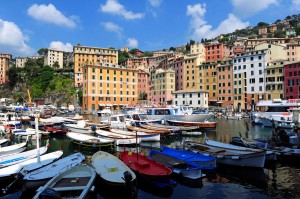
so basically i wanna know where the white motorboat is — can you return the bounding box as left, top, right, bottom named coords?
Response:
left=95, top=129, right=141, bottom=146
left=66, top=132, right=114, bottom=147
left=109, top=128, right=161, bottom=142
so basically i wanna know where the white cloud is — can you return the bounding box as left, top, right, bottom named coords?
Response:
left=28, top=4, right=77, bottom=28
left=187, top=4, right=249, bottom=41
left=148, top=0, right=162, bottom=7
left=231, top=0, right=279, bottom=18
left=100, top=0, right=144, bottom=20
left=102, top=22, right=123, bottom=38
left=0, top=19, right=35, bottom=56
left=49, top=41, right=73, bottom=52
left=292, top=0, right=300, bottom=9
left=127, top=38, right=138, bottom=48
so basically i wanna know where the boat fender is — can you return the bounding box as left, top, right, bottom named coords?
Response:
left=39, top=188, right=61, bottom=199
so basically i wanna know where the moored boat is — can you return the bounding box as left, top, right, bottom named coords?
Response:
left=66, top=132, right=114, bottom=147
left=95, top=129, right=141, bottom=145
left=33, top=164, right=97, bottom=199
left=110, top=128, right=161, bottom=142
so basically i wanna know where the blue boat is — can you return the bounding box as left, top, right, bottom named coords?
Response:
left=161, top=146, right=217, bottom=170
left=149, top=149, right=204, bottom=179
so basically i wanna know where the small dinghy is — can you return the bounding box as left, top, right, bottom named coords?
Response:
left=67, top=132, right=114, bottom=147
left=95, top=129, right=141, bottom=145
left=92, top=151, right=136, bottom=186
left=0, top=139, right=28, bottom=157
left=33, top=164, right=97, bottom=199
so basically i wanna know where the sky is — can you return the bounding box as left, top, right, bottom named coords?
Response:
left=0, top=0, right=299, bottom=57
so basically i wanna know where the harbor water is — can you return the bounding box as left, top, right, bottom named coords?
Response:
left=2, top=116, right=300, bottom=199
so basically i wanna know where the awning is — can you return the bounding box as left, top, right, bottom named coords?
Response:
left=217, top=102, right=223, bottom=103
left=98, top=103, right=106, bottom=106
left=106, top=104, right=113, bottom=106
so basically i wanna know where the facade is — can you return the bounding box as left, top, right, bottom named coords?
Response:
left=199, top=61, right=218, bottom=106
left=137, top=69, right=150, bottom=101
left=172, top=90, right=209, bottom=108
left=73, top=45, right=118, bottom=88
left=284, top=61, right=300, bottom=99
left=286, top=44, right=300, bottom=62
left=121, top=47, right=129, bottom=52
left=205, top=43, right=225, bottom=62
left=183, top=55, right=199, bottom=90
left=265, top=60, right=285, bottom=100
left=254, top=43, right=286, bottom=62
left=0, top=53, right=11, bottom=84
left=171, top=56, right=184, bottom=91
left=216, top=59, right=234, bottom=107
left=125, top=57, right=149, bottom=70
left=190, top=43, right=205, bottom=55
left=44, top=49, right=64, bottom=69
left=233, top=50, right=268, bottom=111
left=151, top=68, right=175, bottom=105
left=16, top=56, right=42, bottom=68
left=82, top=64, right=138, bottom=112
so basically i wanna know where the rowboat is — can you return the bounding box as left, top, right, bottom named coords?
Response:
left=91, top=151, right=136, bottom=186
left=120, top=151, right=175, bottom=188
left=0, top=143, right=49, bottom=168
left=66, top=132, right=114, bottom=147
left=184, top=140, right=266, bottom=168
left=0, top=139, right=9, bottom=145
left=139, top=124, right=179, bottom=133
left=11, top=128, right=50, bottom=139
left=126, top=125, right=170, bottom=134
left=161, top=146, right=217, bottom=170
left=33, top=164, right=97, bottom=199
left=149, top=149, right=203, bottom=179
left=0, top=151, right=63, bottom=179
left=167, top=120, right=217, bottom=130
left=110, top=128, right=160, bottom=142
left=0, top=140, right=28, bottom=157
left=95, top=129, right=141, bottom=146
left=64, top=120, right=94, bottom=134
left=23, top=152, right=85, bottom=181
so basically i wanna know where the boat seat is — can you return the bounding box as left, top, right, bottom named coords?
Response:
left=135, top=160, right=150, bottom=168
left=53, top=186, right=86, bottom=191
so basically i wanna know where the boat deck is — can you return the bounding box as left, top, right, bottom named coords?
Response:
left=53, top=177, right=90, bottom=188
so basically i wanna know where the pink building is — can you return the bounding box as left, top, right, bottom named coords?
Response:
left=284, top=61, right=300, bottom=99
left=205, top=43, right=225, bottom=62
left=137, top=70, right=150, bottom=101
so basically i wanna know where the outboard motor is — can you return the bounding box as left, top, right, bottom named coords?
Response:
left=91, top=125, right=97, bottom=132
left=39, top=188, right=61, bottom=199
left=122, top=171, right=138, bottom=198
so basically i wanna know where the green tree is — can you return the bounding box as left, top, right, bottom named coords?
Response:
left=53, top=61, right=60, bottom=69
left=139, top=92, right=147, bottom=100
left=37, top=48, right=48, bottom=56
left=140, top=51, right=153, bottom=57
left=295, top=26, right=300, bottom=36
left=169, top=47, right=176, bottom=51
left=118, top=50, right=130, bottom=64
left=7, top=66, right=19, bottom=88
left=257, top=22, right=269, bottom=27
left=274, top=30, right=286, bottom=38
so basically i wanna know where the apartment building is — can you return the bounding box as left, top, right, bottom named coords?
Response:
left=216, top=59, right=234, bottom=107
left=82, top=64, right=137, bottom=112
left=137, top=69, right=150, bottom=101
left=183, top=55, right=198, bottom=90
left=265, top=60, right=285, bottom=100
left=0, top=53, right=11, bottom=84
left=286, top=44, right=300, bottom=62
left=199, top=61, right=218, bottom=106
left=253, top=43, right=286, bottom=62
left=172, top=89, right=209, bottom=108
left=284, top=61, right=300, bottom=99
left=205, top=42, right=225, bottom=62
left=16, top=56, right=42, bottom=68
left=73, top=45, right=118, bottom=89
left=150, top=68, right=175, bottom=105
left=44, top=49, right=64, bottom=69
left=170, top=56, right=184, bottom=91
left=233, top=50, right=268, bottom=111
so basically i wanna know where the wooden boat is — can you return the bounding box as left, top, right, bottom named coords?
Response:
left=0, top=143, right=49, bottom=168
left=64, top=120, right=95, bottom=134
left=167, top=120, right=217, bottom=130
left=33, top=164, right=97, bottom=199
left=95, top=129, right=141, bottom=146
left=145, top=122, right=200, bottom=131
left=91, top=151, right=136, bottom=186
left=66, top=132, right=114, bottom=147
left=120, top=150, right=175, bottom=188
left=139, top=123, right=179, bottom=133
left=126, top=125, right=170, bottom=134
left=23, top=152, right=85, bottom=181
left=184, top=140, right=266, bottom=168
left=161, top=146, right=217, bottom=170
left=43, top=125, right=68, bottom=135
left=149, top=149, right=203, bottom=179
left=0, top=150, right=63, bottom=179
left=110, top=128, right=160, bottom=142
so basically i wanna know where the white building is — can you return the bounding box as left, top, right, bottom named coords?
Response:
left=15, top=56, right=42, bottom=68
left=44, top=49, right=64, bottom=69
left=171, top=89, right=208, bottom=109
left=233, top=50, right=268, bottom=110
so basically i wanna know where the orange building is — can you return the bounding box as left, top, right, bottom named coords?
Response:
left=216, top=59, right=234, bottom=107
left=137, top=69, right=150, bottom=101
left=0, top=53, right=12, bottom=84
left=82, top=64, right=138, bottom=113
left=73, top=45, right=118, bottom=89
left=205, top=43, right=225, bottom=62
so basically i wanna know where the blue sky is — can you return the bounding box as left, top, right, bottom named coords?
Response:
left=0, top=0, right=299, bottom=57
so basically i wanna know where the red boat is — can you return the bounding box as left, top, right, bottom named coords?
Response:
left=119, top=151, right=175, bottom=188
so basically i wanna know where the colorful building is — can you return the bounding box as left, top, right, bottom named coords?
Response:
left=265, top=60, right=285, bottom=100
left=82, top=64, right=137, bottom=113
left=205, top=42, right=225, bottom=62
left=284, top=61, right=300, bottom=99
left=216, top=59, right=234, bottom=107
left=0, top=53, right=11, bottom=84
left=137, top=69, right=150, bottom=102
left=44, top=49, right=64, bottom=69
left=172, top=89, right=208, bottom=108
left=73, top=45, right=118, bottom=89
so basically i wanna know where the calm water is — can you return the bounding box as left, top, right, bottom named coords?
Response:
left=2, top=116, right=300, bottom=199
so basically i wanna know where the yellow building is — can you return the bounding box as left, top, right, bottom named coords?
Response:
left=183, top=55, right=199, bottom=90
left=73, top=45, right=118, bottom=88
left=82, top=64, right=138, bottom=113
left=198, top=61, right=218, bottom=106
left=265, top=60, right=285, bottom=100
